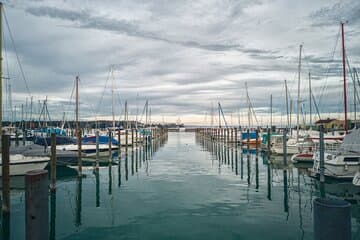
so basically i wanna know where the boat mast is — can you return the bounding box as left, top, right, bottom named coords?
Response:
left=136, top=93, right=139, bottom=129
left=245, top=82, right=250, bottom=129
left=270, top=94, right=272, bottom=130
left=341, top=22, right=348, bottom=132
left=211, top=102, right=214, bottom=127
left=354, top=68, right=359, bottom=127
left=218, top=102, right=221, bottom=128
left=145, top=100, right=148, bottom=127
left=111, top=66, right=115, bottom=129
left=309, top=72, right=312, bottom=128
left=75, top=76, right=79, bottom=139
left=124, top=100, right=128, bottom=129
left=285, top=80, right=290, bottom=130
left=0, top=2, right=3, bottom=136
left=296, top=44, right=302, bottom=141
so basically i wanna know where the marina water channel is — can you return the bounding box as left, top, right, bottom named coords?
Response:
left=3, top=132, right=360, bottom=239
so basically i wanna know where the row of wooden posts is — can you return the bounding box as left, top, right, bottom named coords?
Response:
left=1, top=127, right=168, bottom=240
left=195, top=126, right=326, bottom=181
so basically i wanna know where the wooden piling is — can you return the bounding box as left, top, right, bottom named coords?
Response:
left=319, top=125, right=325, bottom=183
left=125, top=129, right=128, bottom=152
left=50, top=133, right=56, bottom=191
left=267, top=128, right=271, bottom=152
left=25, top=170, right=49, bottom=240
left=96, top=130, right=99, bottom=168
left=283, top=129, right=287, bottom=165
left=135, top=129, right=138, bottom=147
left=109, top=130, right=112, bottom=162
left=131, top=128, right=134, bottom=148
left=117, top=129, right=121, bottom=160
left=2, top=134, right=10, bottom=213
left=78, top=129, right=82, bottom=176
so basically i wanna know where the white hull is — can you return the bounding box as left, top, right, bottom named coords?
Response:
left=313, top=152, right=359, bottom=179
left=353, top=171, right=360, bottom=186
left=0, top=154, right=49, bottom=176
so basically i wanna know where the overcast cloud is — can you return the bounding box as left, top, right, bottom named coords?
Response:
left=3, top=0, right=360, bottom=125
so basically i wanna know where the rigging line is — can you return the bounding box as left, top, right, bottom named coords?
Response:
left=346, top=56, right=360, bottom=104
left=312, top=92, right=322, bottom=120
left=78, top=80, right=97, bottom=116
left=317, top=25, right=341, bottom=108
left=3, top=28, right=11, bottom=121
left=96, top=67, right=111, bottom=114
left=62, top=80, right=76, bottom=129
left=3, top=7, right=32, bottom=97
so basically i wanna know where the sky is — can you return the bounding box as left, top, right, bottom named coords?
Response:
left=2, top=0, right=360, bottom=126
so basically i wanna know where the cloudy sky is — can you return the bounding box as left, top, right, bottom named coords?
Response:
left=3, top=0, right=360, bottom=125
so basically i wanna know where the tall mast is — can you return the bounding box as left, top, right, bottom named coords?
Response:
left=245, top=82, right=250, bottom=129
left=111, top=66, right=116, bottom=129
left=341, top=22, right=348, bottom=132
left=270, top=94, right=272, bottom=130
left=136, top=93, right=139, bottom=129
left=211, top=102, right=214, bottom=127
left=218, top=102, right=221, bottom=128
left=0, top=3, right=2, bottom=136
left=124, top=100, right=128, bottom=129
left=285, top=80, right=289, bottom=130
left=296, top=44, right=302, bottom=141
left=75, top=76, right=79, bottom=139
left=354, top=68, right=358, bottom=127
left=309, top=72, right=312, bottom=128
left=145, top=100, right=148, bottom=127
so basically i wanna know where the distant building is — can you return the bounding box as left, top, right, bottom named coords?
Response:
left=315, top=118, right=349, bottom=130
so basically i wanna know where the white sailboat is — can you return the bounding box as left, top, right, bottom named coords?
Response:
left=312, top=22, right=358, bottom=179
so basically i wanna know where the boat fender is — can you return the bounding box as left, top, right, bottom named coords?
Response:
left=345, top=164, right=348, bottom=171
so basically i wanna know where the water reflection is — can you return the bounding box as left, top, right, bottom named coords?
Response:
left=50, top=191, right=56, bottom=240
left=196, top=133, right=360, bottom=236
left=75, top=176, right=82, bottom=227
left=4, top=132, right=360, bottom=239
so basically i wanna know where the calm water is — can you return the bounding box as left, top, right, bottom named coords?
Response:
left=3, top=132, right=360, bottom=239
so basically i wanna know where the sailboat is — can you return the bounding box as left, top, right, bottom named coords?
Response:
left=0, top=3, right=49, bottom=175
left=312, top=22, right=359, bottom=178
left=271, top=72, right=313, bottom=156
left=241, top=83, right=262, bottom=145
left=55, top=76, right=119, bottom=157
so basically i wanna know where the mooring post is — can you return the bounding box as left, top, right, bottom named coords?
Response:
left=234, top=128, right=238, bottom=146
left=319, top=125, right=325, bottom=183
left=96, top=130, right=99, bottom=168
left=313, top=198, right=351, bottom=240
left=283, top=129, right=287, bottom=165
left=25, top=169, right=49, bottom=240
left=125, top=129, right=128, bottom=152
left=78, top=129, right=82, bottom=176
left=2, top=134, right=10, bottom=214
left=131, top=128, right=134, bottom=149
left=267, top=128, right=271, bottom=153
left=246, top=128, right=250, bottom=154
left=227, top=128, right=230, bottom=144
left=135, top=129, right=138, bottom=147
left=109, top=130, right=112, bottom=162
left=117, top=129, right=121, bottom=159
left=50, top=133, right=56, bottom=191
left=23, top=129, right=26, bottom=146
left=255, top=128, right=259, bottom=153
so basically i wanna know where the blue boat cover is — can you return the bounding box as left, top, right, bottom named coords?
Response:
left=81, top=136, right=118, bottom=145
left=241, top=132, right=257, bottom=140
